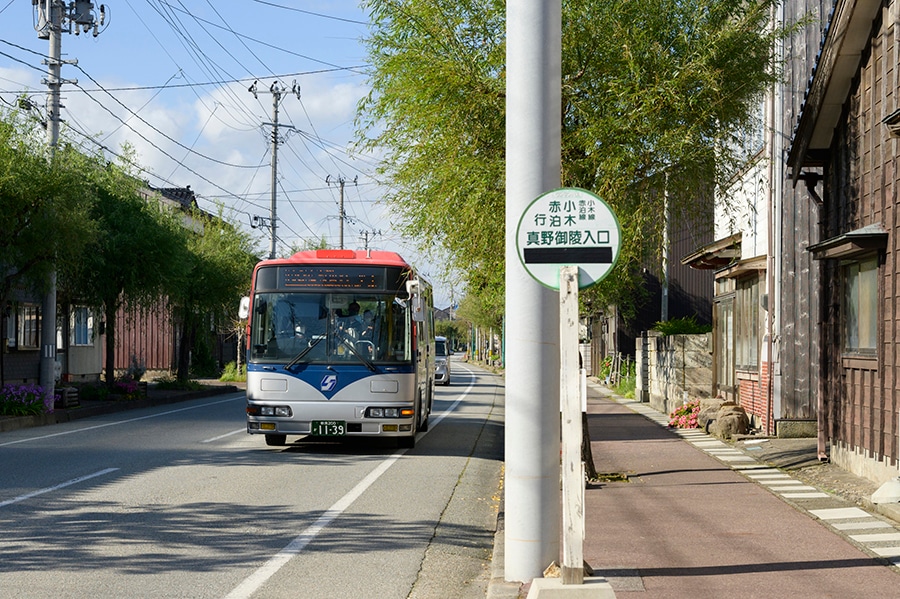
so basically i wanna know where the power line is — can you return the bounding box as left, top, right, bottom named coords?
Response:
left=71, top=62, right=261, bottom=168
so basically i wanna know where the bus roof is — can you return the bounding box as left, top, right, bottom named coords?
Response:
left=260, top=249, right=412, bottom=268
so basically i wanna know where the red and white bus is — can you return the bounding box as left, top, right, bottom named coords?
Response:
left=240, top=249, right=435, bottom=448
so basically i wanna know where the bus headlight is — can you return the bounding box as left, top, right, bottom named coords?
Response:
left=247, top=405, right=292, bottom=417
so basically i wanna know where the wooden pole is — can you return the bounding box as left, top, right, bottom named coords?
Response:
left=560, top=265, right=584, bottom=584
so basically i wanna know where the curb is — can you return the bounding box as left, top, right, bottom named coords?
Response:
left=0, top=384, right=240, bottom=433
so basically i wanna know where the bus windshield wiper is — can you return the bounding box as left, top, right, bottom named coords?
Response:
left=285, top=336, right=324, bottom=369
left=339, top=337, right=378, bottom=372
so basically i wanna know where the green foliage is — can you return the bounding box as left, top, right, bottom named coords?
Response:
left=358, top=0, right=506, bottom=322
left=614, top=371, right=636, bottom=399
left=357, top=0, right=786, bottom=321
left=220, top=361, right=247, bottom=382
left=435, top=319, right=468, bottom=347
left=170, top=207, right=258, bottom=381
left=153, top=377, right=204, bottom=391
left=77, top=383, right=110, bottom=402
left=652, top=315, right=712, bottom=335
left=0, top=108, right=96, bottom=304
left=288, top=236, right=328, bottom=254
left=189, top=334, right=218, bottom=378
left=455, top=292, right=502, bottom=330
left=0, top=384, right=54, bottom=416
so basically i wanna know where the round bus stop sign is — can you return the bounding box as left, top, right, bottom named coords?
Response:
left=515, top=187, right=621, bottom=290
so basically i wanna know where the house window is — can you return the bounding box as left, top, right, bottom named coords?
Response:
left=71, top=306, right=93, bottom=346
left=843, top=255, right=878, bottom=353
left=17, top=304, right=40, bottom=349
left=735, top=275, right=761, bottom=370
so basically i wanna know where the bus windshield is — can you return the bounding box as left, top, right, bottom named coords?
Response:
left=249, top=292, right=411, bottom=365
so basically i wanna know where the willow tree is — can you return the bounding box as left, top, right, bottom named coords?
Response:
left=0, top=108, right=96, bottom=311
left=69, top=154, right=190, bottom=386
left=0, top=108, right=96, bottom=386
left=169, top=208, right=258, bottom=381
left=357, top=0, right=785, bottom=323
left=357, top=0, right=506, bottom=327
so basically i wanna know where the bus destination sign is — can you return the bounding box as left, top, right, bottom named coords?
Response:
left=281, top=266, right=383, bottom=290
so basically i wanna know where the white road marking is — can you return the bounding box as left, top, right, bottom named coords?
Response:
left=202, top=429, right=246, bottom=443
left=0, top=468, right=119, bottom=508
left=223, top=366, right=480, bottom=599
left=0, top=396, right=242, bottom=447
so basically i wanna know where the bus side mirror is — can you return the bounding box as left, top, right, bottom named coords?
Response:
left=238, top=296, right=250, bottom=319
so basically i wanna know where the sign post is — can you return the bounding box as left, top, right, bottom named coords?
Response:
left=516, top=187, right=621, bottom=586
left=559, top=265, right=584, bottom=584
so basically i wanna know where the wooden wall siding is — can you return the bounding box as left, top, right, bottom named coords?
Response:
left=777, top=0, right=833, bottom=420
left=822, top=4, right=900, bottom=467
left=669, top=214, right=715, bottom=323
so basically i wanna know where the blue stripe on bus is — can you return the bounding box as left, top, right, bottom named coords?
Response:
left=248, top=363, right=415, bottom=399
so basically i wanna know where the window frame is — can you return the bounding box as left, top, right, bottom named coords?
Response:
left=734, top=274, right=761, bottom=371
left=17, top=303, right=40, bottom=349
left=842, top=254, right=879, bottom=357
left=71, top=305, right=94, bottom=347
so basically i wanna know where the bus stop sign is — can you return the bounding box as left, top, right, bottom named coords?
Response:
left=515, top=187, right=621, bottom=290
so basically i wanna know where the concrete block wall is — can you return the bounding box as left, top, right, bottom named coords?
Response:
left=639, top=331, right=713, bottom=415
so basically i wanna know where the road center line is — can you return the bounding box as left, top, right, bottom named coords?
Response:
left=223, top=367, right=480, bottom=599
left=0, top=468, right=119, bottom=508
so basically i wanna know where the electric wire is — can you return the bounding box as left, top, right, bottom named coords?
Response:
left=71, top=62, right=261, bottom=169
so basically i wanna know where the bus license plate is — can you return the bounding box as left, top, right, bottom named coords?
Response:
left=311, top=420, right=346, bottom=436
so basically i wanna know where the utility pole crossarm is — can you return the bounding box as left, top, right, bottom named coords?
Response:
left=326, top=175, right=358, bottom=250
left=250, top=80, right=299, bottom=259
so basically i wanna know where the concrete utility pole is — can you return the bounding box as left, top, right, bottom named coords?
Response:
left=360, top=229, right=380, bottom=251
left=505, top=0, right=562, bottom=583
left=35, top=0, right=106, bottom=402
left=249, top=80, right=299, bottom=259
left=326, top=175, right=357, bottom=249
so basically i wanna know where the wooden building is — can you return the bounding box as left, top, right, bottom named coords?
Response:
left=788, top=0, right=900, bottom=484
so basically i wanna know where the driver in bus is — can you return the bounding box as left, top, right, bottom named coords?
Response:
left=340, top=301, right=364, bottom=338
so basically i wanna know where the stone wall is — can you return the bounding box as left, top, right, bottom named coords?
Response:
left=636, top=331, right=713, bottom=415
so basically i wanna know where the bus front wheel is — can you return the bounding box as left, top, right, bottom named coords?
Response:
left=265, top=434, right=287, bottom=446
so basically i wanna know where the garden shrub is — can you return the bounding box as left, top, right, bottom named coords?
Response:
left=0, top=384, right=54, bottom=416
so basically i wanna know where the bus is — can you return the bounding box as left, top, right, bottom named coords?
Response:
left=239, top=249, right=436, bottom=448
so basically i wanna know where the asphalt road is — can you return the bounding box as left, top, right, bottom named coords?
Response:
left=0, top=361, right=503, bottom=599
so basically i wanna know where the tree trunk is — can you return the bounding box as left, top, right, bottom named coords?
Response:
left=104, top=303, right=117, bottom=386
left=176, top=314, right=197, bottom=381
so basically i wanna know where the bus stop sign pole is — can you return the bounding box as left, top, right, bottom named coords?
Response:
left=560, top=265, right=584, bottom=584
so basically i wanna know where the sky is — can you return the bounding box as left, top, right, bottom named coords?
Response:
left=0, top=0, right=457, bottom=308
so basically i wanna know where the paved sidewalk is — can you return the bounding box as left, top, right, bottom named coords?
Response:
left=488, top=381, right=900, bottom=598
